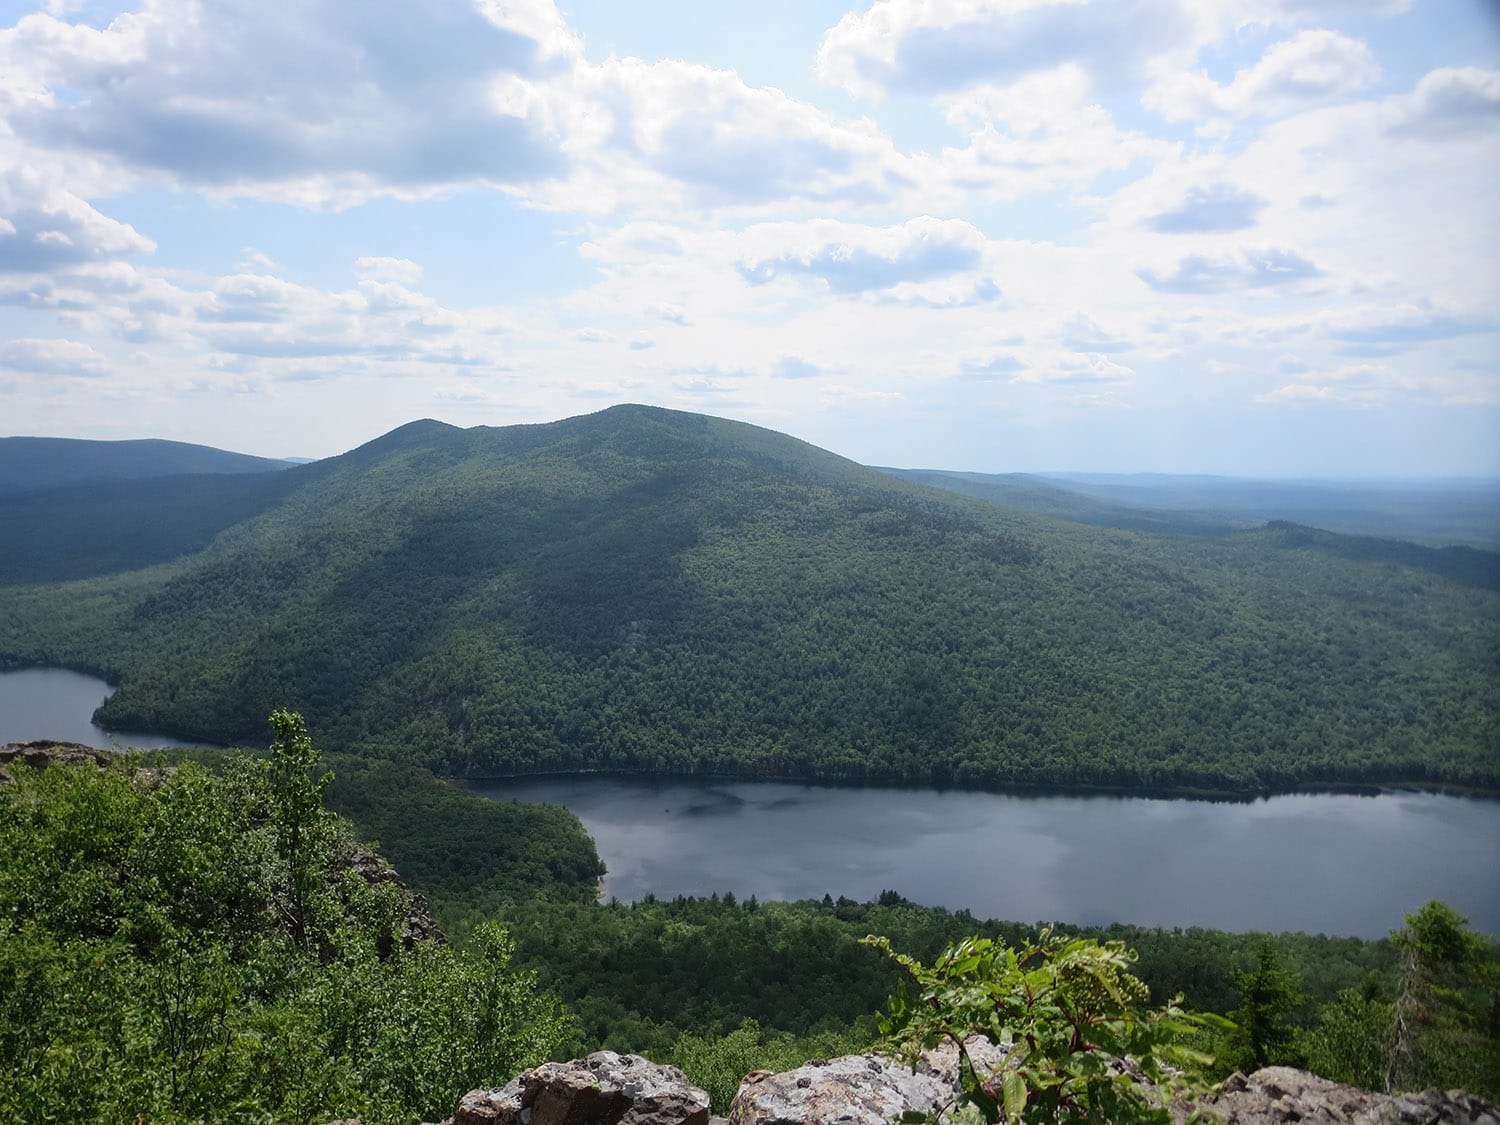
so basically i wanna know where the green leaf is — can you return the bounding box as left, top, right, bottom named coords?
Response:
left=1002, top=1069, right=1026, bottom=1123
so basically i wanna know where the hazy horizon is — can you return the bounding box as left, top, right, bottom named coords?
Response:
left=6, top=407, right=1500, bottom=484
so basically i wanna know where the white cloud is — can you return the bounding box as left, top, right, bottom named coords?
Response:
left=0, top=0, right=577, bottom=206
left=816, top=0, right=1200, bottom=100
left=925, top=65, right=1178, bottom=203
left=1137, top=247, right=1324, bottom=294
left=558, top=57, right=912, bottom=214
left=0, top=165, right=155, bottom=272
left=0, top=335, right=110, bottom=376
left=737, top=217, right=987, bottom=294
left=1038, top=352, right=1136, bottom=385
left=1144, top=30, right=1381, bottom=129
left=1386, top=67, right=1500, bottom=140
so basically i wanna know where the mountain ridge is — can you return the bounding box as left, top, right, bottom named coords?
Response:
left=1, top=406, right=1495, bottom=794
left=0, top=434, right=294, bottom=496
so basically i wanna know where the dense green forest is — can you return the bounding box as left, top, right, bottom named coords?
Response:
left=0, top=725, right=574, bottom=1124
left=2, top=406, right=1497, bottom=794
left=7, top=739, right=1495, bottom=1125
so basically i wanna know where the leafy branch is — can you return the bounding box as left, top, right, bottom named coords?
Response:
left=865, top=929, right=1229, bottom=1124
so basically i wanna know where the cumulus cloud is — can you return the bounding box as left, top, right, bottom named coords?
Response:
left=816, top=0, right=1196, bottom=99
left=927, top=65, right=1177, bottom=203
left=199, top=274, right=303, bottom=324
left=1145, top=30, right=1380, bottom=127
left=585, top=57, right=910, bottom=211
left=1137, top=247, right=1323, bottom=294
left=1146, top=183, right=1267, bottom=234
left=0, top=0, right=576, bottom=204
left=0, top=167, right=155, bottom=272
left=737, top=217, right=985, bottom=294
left=1386, top=67, right=1500, bottom=140
left=1046, top=353, right=1136, bottom=384
left=0, top=336, right=110, bottom=376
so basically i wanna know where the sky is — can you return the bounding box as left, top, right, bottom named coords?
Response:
left=0, top=0, right=1497, bottom=475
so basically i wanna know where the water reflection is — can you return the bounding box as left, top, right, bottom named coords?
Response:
left=469, top=775, right=1500, bottom=939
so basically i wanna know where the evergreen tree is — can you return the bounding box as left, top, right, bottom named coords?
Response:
left=1387, top=900, right=1500, bottom=1098
left=1228, top=941, right=1307, bottom=1072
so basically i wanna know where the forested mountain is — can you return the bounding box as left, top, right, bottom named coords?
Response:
left=1, top=404, right=1496, bottom=792
left=0, top=435, right=293, bottom=495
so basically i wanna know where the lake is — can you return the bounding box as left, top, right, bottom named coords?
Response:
left=467, top=775, right=1500, bottom=939
left=4, top=668, right=1494, bottom=939
left=0, top=666, right=208, bottom=751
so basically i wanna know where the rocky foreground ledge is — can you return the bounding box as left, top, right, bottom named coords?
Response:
left=396, top=1048, right=1498, bottom=1125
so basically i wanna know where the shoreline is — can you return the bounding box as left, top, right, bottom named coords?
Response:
left=449, top=765, right=1500, bottom=804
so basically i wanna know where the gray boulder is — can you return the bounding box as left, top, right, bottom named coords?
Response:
left=728, top=1042, right=1007, bottom=1125
left=1201, top=1067, right=1500, bottom=1124
left=452, top=1051, right=711, bottom=1125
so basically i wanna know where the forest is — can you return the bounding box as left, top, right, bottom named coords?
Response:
left=4, top=736, right=1497, bottom=1124
left=1, top=405, right=1497, bottom=795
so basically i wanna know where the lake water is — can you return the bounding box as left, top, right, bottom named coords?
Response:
left=469, top=775, right=1500, bottom=939
left=0, top=666, right=206, bottom=751
left=4, top=668, right=1494, bottom=939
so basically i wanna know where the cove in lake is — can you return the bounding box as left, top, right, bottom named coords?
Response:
left=0, top=667, right=208, bottom=751
left=468, top=775, right=1500, bottom=940
left=4, top=669, right=1493, bottom=940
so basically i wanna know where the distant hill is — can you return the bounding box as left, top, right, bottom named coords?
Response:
left=877, top=467, right=1500, bottom=548
left=1040, top=472, right=1500, bottom=549
left=1, top=405, right=1495, bottom=793
left=0, top=435, right=294, bottom=496
left=873, top=468, right=1242, bottom=536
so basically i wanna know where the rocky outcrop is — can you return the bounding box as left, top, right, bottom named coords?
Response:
left=1202, top=1067, right=1500, bottom=1124
left=437, top=1050, right=1496, bottom=1125
left=342, top=843, right=445, bottom=948
left=0, top=739, right=179, bottom=786
left=449, top=1052, right=711, bottom=1125
left=0, top=739, right=115, bottom=778
left=729, top=1041, right=1006, bottom=1125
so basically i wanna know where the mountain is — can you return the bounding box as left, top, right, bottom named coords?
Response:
left=0, top=435, right=295, bottom=496
left=1, top=404, right=1495, bottom=793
